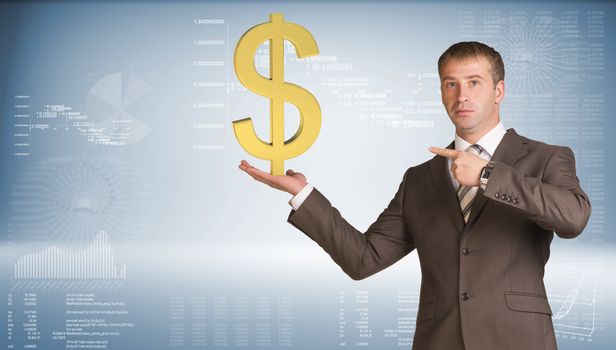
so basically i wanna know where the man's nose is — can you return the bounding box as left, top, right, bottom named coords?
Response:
left=456, top=86, right=469, bottom=103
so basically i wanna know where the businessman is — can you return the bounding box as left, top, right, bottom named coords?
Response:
left=238, top=41, right=591, bottom=350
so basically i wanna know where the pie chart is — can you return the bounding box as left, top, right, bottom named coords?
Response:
left=85, top=73, right=152, bottom=145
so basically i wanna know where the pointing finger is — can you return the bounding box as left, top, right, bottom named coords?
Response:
left=429, top=147, right=458, bottom=159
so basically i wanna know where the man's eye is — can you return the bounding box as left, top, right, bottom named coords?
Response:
left=470, top=80, right=479, bottom=86
left=447, top=82, right=456, bottom=88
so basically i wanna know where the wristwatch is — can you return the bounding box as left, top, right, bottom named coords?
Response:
left=479, top=161, right=495, bottom=190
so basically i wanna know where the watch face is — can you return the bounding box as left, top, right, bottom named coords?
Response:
left=481, top=165, right=492, bottom=181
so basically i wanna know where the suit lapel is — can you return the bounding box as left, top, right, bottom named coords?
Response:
left=429, top=140, right=465, bottom=235
left=465, top=128, right=528, bottom=227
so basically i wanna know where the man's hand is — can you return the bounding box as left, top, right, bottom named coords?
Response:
left=429, top=147, right=489, bottom=187
left=238, top=160, right=307, bottom=195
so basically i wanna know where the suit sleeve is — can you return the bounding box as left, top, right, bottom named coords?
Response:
left=483, top=146, right=592, bottom=238
left=287, top=169, right=415, bottom=280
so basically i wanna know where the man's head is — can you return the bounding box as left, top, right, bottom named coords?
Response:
left=438, top=41, right=505, bottom=143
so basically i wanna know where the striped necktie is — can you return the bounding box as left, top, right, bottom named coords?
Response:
left=457, top=144, right=484, bottom=223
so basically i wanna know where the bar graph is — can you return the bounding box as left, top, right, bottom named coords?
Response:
left=14, top=231, right=126, bottom=279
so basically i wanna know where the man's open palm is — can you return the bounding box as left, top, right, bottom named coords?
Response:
left=238, top=160, right=307, bottom=195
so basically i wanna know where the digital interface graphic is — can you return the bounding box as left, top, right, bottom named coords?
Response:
left=1, top=1, right=615, bottom=349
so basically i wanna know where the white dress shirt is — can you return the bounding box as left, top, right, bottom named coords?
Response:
left=289, top=121, right=507, bottom=210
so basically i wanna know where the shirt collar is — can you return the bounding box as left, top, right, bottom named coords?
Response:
left=454, top=121, right=506, bottom=158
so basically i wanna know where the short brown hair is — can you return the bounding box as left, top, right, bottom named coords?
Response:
left=438, top=41, right=504, bottom=86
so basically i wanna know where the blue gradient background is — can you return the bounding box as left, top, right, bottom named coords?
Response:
left=1, top=1, right=615, bottom=349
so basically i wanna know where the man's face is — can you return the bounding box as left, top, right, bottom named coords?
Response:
left=440, top=57, right=504, bottom=138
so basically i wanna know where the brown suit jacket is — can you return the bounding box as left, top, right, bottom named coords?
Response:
left=287, top=128, right=591, bottom=350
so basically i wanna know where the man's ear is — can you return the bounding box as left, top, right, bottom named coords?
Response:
left=494, top=80, right=505, bottom=104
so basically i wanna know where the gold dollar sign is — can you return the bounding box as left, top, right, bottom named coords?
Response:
left=233, top=13, right=321, bottom=176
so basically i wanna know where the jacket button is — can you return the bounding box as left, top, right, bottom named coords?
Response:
left=506, top=195, right=512, bottom=202
left=513, top=198, right=519, bottom=204
left=495, top=192, right=500, bottom=198
left=461, top=248, right=470, bottom=255
left=500, top=194, right=507, bottom=200
left=461, top=292, right=469, bottom=301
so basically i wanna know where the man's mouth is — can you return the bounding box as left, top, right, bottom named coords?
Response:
left=455, top=109, right=474, bottom=115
